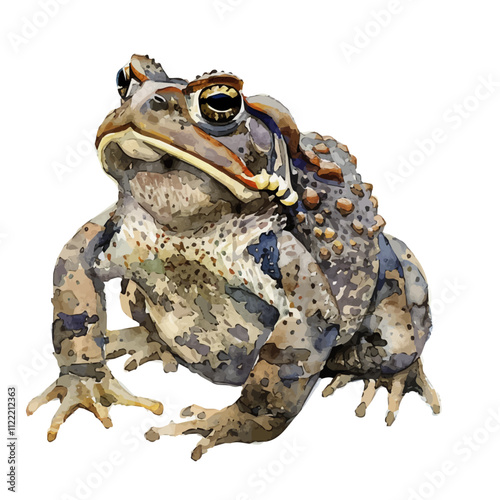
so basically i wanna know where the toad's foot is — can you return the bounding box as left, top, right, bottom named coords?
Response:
left=323, top=358, right=440, bottom=425
left=27, top=366, right=163, bottom=441
left=145, top=403, right=288, bottom=461
left=106, top=326, right=178, bottom=373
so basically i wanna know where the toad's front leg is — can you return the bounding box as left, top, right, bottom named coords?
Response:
left=106, top=279, right=178, bottom=373
left=27, top=220, right=163, bottom=440
left=146, top=232, right=340, bottom=460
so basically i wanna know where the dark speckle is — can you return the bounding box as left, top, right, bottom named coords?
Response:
left=247, top=231, right=282, bottom=283
left=228, top=324, right=250, bottom=342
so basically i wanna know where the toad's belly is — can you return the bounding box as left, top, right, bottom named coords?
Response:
left=139, top=261, right=281, bottom=386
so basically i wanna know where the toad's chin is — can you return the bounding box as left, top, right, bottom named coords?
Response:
left=128, top=169, right=235, bottom=230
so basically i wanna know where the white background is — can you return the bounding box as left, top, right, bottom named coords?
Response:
left=1, top=1, right=499, bottom=499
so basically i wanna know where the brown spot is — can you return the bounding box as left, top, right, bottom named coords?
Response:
left=296, top=212, right=306, bottom=223
left=350, top=184, right=364, bottom=197
left=352, top=220, right=364, bottom=234
left=370, top=195, right=378, bottom=208
left=363, top=182, right=373, bottom=193
left=304, top=150, right=321, bottom=167
left=324, top=228, right=336, bottom=240
left=350, top=239, right=357, bottom=247
left=313, top=143, right=330, bottom=154
left=314, top=213, right=324, bottom=225
left=337, top=142, right=349, bottom=153
left=313, top=227, right=323, bottom=238
left=332, top=240, right=344, bottom=255
left=317, top=160, right=344, bottom=183
left=371, top=215, right=386, bottom=232
left=173, top=241, right=186, bottom=253
left=350, top=154, right=357, bottom=166
left=336, top=198, right=354, bottom=216
left=303, top=188, right=320, bottom=210
left=319, top=247, right=331, bottom=260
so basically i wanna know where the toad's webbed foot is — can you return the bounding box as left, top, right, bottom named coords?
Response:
left=145, top=403, right=288, bottom=461
left=27, top=365, right=163, bottom=441
left=323, top=358, right=440, bottom=425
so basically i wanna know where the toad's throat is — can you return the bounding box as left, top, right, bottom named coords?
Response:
left=97, top=127, right=260, bottom=202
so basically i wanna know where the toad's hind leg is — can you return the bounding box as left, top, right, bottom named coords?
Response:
left=322, top=234, right=440, bottom=424
left=106, top=279, right=178, bottom=373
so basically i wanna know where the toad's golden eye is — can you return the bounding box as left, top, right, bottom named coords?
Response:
left=199, top=85, right=242, bottom=124
left=116, top=65, right=131, bottom=99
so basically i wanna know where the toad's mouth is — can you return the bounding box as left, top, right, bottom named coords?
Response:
left=96, top=127, right=261, bottom=202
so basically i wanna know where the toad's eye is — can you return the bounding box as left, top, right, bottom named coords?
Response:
left=116, top=66, right=131, bottom=99
left=199, top=85, right=242, bottom=124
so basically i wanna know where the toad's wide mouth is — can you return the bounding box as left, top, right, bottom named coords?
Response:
left=97, top=127, right=261, bottom=202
